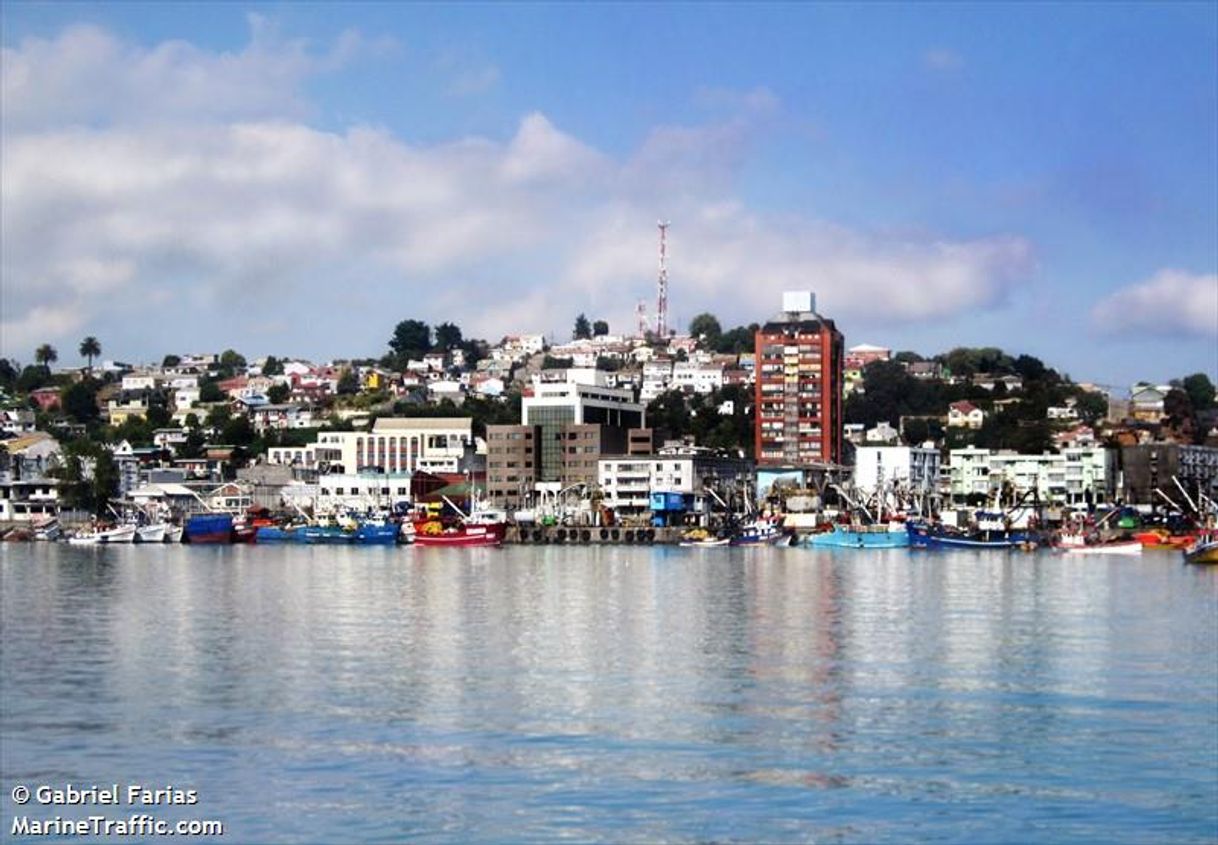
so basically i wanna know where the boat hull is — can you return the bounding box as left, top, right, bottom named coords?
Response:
left=136, top=524, right=166, bottom=544
left=809, top=525, right=910, bottom=549
left=907, top=523, right=1030, bottom=550
left=1184, top=541, right=1218, bottom=565
left=1060, top=540, right=1143, bottom=555
left=185, top=514, right=234, bottom=544
left=413, top=523, right=504, bottom=547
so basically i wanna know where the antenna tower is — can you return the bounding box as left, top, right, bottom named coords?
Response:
left=656, top=220, right=670, bottom=337
left=636, top=300, right=648, bottom=338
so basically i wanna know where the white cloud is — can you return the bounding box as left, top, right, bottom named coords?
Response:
left=0, top=23, right=1036, bottom=359
left=923, top=48, right=963, bottom=72
left=1091, top=269, right=1218, bottom=337
left=0, top=15, right=391, bottom=131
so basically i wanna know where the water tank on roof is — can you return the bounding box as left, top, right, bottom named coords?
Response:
left=782, top=291, right=814, bottom=314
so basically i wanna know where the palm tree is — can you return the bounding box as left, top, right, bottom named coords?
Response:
left=34, top=344, right=58, bottom=370
left=79, top=336, right=101, bottom=372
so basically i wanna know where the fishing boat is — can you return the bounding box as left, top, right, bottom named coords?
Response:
left=68, top=523, right=138, bottom=545
left=412, top=520, right=505, bottom=547
left=135, top=523, right=167, bottom=544
left=1183, top=530, right=1218, bottom=565
left=906, top=521, right=1031, bottom=550
left=164, top=524, right=184, bottom=544
left=1057, top=534, right=1143, bottom=555
left=808, top=522, right=909, bottom=549
left=31, top=516, right=61, bottom=541
left=729, top=517, right=792, bottom=546
left=678, top=528, right=730, bottom=547
left=184, top=513, right=234, bottom=544
left=353, top=520, right=400, bottom=545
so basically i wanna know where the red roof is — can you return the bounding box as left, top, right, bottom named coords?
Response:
left=950, top=401, right=979, bottom=414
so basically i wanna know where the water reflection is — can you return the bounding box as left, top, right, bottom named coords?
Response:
left=2, top=544, right=1215, bottom=843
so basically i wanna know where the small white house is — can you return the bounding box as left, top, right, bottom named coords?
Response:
left=947, top=401, right=986, bottom=429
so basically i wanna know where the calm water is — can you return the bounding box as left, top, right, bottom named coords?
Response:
left=2, top=543, right=1216, bottom=844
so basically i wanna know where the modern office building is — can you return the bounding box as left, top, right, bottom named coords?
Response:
left=754, top=291, right=845, bottom=468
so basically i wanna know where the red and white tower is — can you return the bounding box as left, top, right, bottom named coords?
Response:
left=636, top=300, right=648, bottom=338
left=655, top=220, right=670, bottom=337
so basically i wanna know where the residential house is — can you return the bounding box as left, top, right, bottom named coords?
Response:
left=947, top=401, right=985, bottom=429
left=29, top=387, right=61, bottom=411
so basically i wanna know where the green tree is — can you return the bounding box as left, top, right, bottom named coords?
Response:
left=78, top=336, right=101, bottom=371
left=1180, top=373, right=1216, bottom=411
left=541, top=356, right=573, bottom=370
left=62, top=379, right=101, bottom=424
left=262, top=355, right=284, bottom=376
left=221, top=416, right=256, bottom=447
left=0, top=359, right=17, bottom=392
left=15, top=365, right=48, bottom=393
left=162, top=354, right=181, bottom=368
left=267, top=383, right=291, bottom=404
left=689, top=313, right=723, bottom=346
left=337, top=369, right=359, bottom=395
left=573, top=313, right=592, bottom=340
left=592, top=320, right=609, bottom=337
left=389, top=319, right=432, bottom=360
left=91, top=450, right=120, bottom=516
left=714, top=324, right=758, bottom=354
left=1073, top=390, right=1109, bottom=424
left=34, top=344, right=58, bottom=369
left=218, top=349, right=246, bottom=376
left=199, top=379, right=225, bottom=403
left=434, top=322, right=464, bottom=350
left=893, top=350, right=925, bottom=364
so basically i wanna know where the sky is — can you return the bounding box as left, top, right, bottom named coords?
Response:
left=1, top=2, right=1215, bottom=390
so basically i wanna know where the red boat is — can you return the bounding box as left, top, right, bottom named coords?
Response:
left=233, top=505, right=276, bottom=543
left=411, top=519, right=505, bottom=547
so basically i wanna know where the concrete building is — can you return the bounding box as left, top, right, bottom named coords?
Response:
left=754, top=291, right=845, bottom=467
left=944, top=446, right=1115, bottom=506
left=1117, top=443, right=1218, bottom=505
left=486, top=372, right=646, bottom=508
left=598, top=450, right=753, bottom=521
left=266, top=417, right=474, bottom=475
left=853, top=446, right=940, bottom=500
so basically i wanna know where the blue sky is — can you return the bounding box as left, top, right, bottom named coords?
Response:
left=2, top=2, right=1215, bottom=389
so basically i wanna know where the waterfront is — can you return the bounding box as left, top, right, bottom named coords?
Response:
left=2, top=544, right=1216, bottom=843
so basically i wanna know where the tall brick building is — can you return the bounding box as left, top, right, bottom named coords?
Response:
left=754, top=291, right=845, bottom=467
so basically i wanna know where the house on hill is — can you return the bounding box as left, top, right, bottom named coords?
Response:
left=947, top=401, right=985, bottom=430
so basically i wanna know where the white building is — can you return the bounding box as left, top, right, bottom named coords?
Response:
left=316, top=473, right=414, bottom=510
left=598, top=451, right=751, bottom=519
left=523, top=373, right=644, bottom=429
left=267, top=418, right=474, bottom=475
left=853, top=446, right=941, bottom=501
left=671, top=361, right=724, bottom=394
left=947, top=401, right=985, bottom=429
left=944, top=446, right=1114, bottom=506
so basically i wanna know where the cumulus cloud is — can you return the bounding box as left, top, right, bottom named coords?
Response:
left=0, top=15, right=392, bottom=131
left=0, top=22, right=1035, bottom=359
left=1091, top=269, right=1218, bottom=337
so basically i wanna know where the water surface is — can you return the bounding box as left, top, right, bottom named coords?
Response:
left=2, top=544, right=1215, bottom=843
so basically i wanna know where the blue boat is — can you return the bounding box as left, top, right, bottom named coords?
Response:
left=185, top=513, right=233, bottom=544
left=299, top=525, right=356, bottom=544
left=255, top=525, right=306, bottom=543
left=354, top=522, right=399, bottom=545
left=808, top=523, right=910, bottom=549
left=906, top=521, right=1032, bottom=550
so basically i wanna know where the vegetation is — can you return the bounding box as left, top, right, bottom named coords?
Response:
left=262, top=356, right=284, bottom=376
left=592, top=320, right=609, bottom=337
left=573, top=313, right=592, bottom=340
left=78, top=336, right=101, bottom=370
left=34, top=344, right=58, bottom=369
left=646, top=384, right=755, bottom=457
left=162, top=354, right=181, bottom=368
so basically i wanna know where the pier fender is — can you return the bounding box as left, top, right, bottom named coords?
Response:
left=580, top=529, right=591, bottom=543
left=625, top=530, right=635, bottom=543
left=532, top=530, right=543, bottom=543
left=599, top=528, right=608, bottom=541
left=611, top=529, right=620, bottom=541
left=556, top=529, right=566, bottom=542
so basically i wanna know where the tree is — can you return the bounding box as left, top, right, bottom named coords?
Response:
left=337, top=369, right=359, bottom=395
left=893, top=350, right=925, bottom=364
left=34, top=344, right=58, bottom=369
left=573, top=314, right=592, bottom=340
left=389, top=319, right=432, bottom=360
left=0, top=359, right=17, bottom=392
left=689, top=313, right=723, bottom=346
left=219, top=349, right=246, bottom=372
left=78, top=336, right=101, bottom=371
left=62, top=379, right=101, bottom=425
left=267, top=383, right=291, bottom=404
left=91, top=450, right=119, bottom=516
left=16, top=365, right=48, bottom=393
left=199, top=379, right=225, bottom=403
left=162, top=354, right=181, bottom=368
left=262, top=356, right=284, bottom=376
left=714, top=324, right=758, bottom=354
left=434, top=322, right=463, bottom=350
left=592, top=320, right=609, bottom=337
left=1180, top=373, right=1216, bottom=411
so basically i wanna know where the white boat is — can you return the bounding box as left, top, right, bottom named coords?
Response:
left=32, top=517, right=61, bottom=541
left=68, top=524, right=138, bottom=545
left=136, top=523, right=167, bottom=543
left=164, top=524, right=184, bottom=544
left=1057, top=532, right=1142, bottom=555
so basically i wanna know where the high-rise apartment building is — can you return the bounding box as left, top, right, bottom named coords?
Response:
left=754, top=291, right=845, bottom=467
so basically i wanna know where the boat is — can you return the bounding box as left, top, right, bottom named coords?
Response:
left=67, top=523, right=137, bottom=545
left=906, top=521, right=1031, bottom=550
left=678, top=528, right=731, bottom=547
left=1183, top=531, right=1218, bottom=565
left=233, top=506, right=276, bottom=543
left=135, top=523, right=167, bottom=544
left=808, top=522, right=910, bottom=549
left=31, top=516, right=61, bottom=541
left=1058, top=537, right=1143, bottom=555
left=184, top=513, right=234, bottom=544
left=353, top=520, right=400, bottom=545
left=412, top=519, right=505, bottom=547
left=727, top=517, right=791, bottom=546
left=164, top=524, right=184, bottom=544
left=1133, top=529, right=1196, bottom=550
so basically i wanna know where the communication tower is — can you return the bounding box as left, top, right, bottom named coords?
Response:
left=656, top=221, right=670, bottom=337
